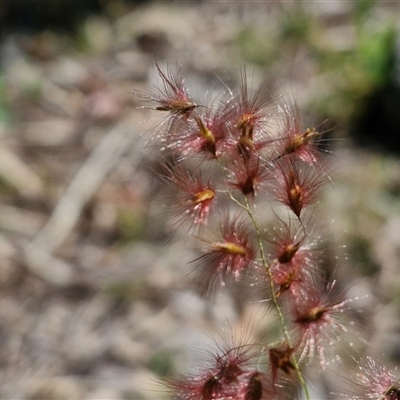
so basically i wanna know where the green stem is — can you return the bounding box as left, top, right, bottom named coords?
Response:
left=243, top=196, right=311, bottom=400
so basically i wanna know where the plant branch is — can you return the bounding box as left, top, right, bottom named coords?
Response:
left=243, top=196, right=311, bottom=400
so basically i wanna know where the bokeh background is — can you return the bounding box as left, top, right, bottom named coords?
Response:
left=1, top=1, right=400, bottom=398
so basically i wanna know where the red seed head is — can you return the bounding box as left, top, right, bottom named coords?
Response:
left=269, top=156, right=328, bottom=218
left=269, top=342, right=296, bottom=386
left=288, top=278, right=355, bottom=368
left=244, top=372, right=264, bottom=400
left=344, top=357, right=400, bottom=400
left=195, top=115, right=217, bottom=157
left=241, top=371, right=280, bottom=400
left=143, top=62, right=196, bottom=116
left=228, top=154, right=271, bottom=198
left=165, top=371, right=221, bottom=400
left=252, top=219, right=321, bottom=301
left=273, top=266, right=300, bottom=299
left=191, top=214, right=256, bottom=298
left=265, top=218, right=307, bottom=265
left=222, top=68, right=273, bottom=131
left=165, top=330, right=263, bottom=400
left=274, top=97, right=325, bottom=167
left=131, top=62, right=199, bottom=148
left=222, top=74, right=278, bottom=160
left=166, top=106, right=229, bottom=159
left=160, top=161, right=216, bottom=231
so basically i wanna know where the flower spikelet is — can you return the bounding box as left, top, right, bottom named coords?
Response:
left=288, top=277, right=354, bottom=368
left=131, top=62, right=197, bottom=145
left=160, top=161, right=216, bottom=231
left=241, top=371, right=282, bottom=400
left=133, top=62, right=196, bottom=116
left=274, top=98, right=324, bottom=167
left=166, top=105, right=229, bottom=159
left=165, top=331, right=266, bottom=399
left=268, top=156, right=327, bottom=218
left=264, top=218, right=322, bottom=298
left=228, top=154, right=271, bottom=198
left=192, top=214, right=256, bottom=298
left=221, top=69, right=277, bottom=160
left=269, top=342, right=296, bottom=386
left=342, top=357, right=400, bottom=400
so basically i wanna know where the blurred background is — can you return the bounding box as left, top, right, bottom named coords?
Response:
left=0, top=0, right=400, bottom=398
